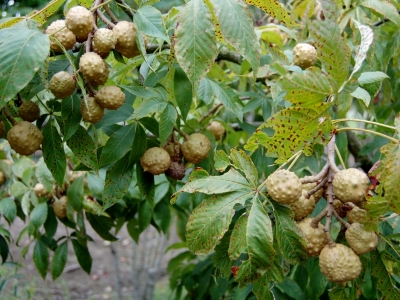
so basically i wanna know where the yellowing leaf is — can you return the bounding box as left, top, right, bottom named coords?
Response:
left=244, top=0, right=295, bottom=27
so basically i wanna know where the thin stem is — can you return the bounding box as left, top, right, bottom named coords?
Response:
left=287, top=151, right=303, bottom=171
left=90, top=0, right=113, bottom=12
left=86, top=33, right=93, bottom=52
left=311, top=208, right=328, bottom=228
left=332, top=209, right=351, bottom=229
left=333, top=118, right=398, bottom=131
left=3, top=106, right=16, bottom=125
left=336, top=127, right=399, bottom=144
left=277, top=150, right=303, bottom=171
left=327, top=136, right=341, bottom=173
left=173, top=126, right=190, bottom=141
left=85, top=81, right=97, bottom=96
left=35, top=95, right=51, bottom=114
left=306, top=176, right=328, bottom=199
left=97, top=8, right=115, bottom=28
left=199, top=103, right=223, bottom=123
left=300, top=162, right=329, bottom=184
left=103, top=4, right=119, bottom=23
left=324, top=168, right=335, bottom=246
left=334, top=145, right=346, bottom=170
left=114, top=0, right=135, bottom=19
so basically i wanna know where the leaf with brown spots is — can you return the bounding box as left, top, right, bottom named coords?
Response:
left=245, top=103, right=333, bottom=163
left=66, top=126, right=98, bottom=171
left=244, top=0, right=295, bottom=27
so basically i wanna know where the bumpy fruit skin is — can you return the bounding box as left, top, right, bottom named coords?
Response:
left=163, top=142, right=175, bottom=157
left=292, top=43, right=317, bottom=69
left=297, top=218, right=326, bottom=256
left=302, top=180, right=323, bottom=201
left=333, top=168, right=369, bottom=203
left=93, top=28, right=117, bottom=57
left=333, top=199, right=347, bottom=218
left=34, top=183, right=52, bottom=198
left=113, top=21, right=140, bottom=58
left=65, top=6, right=94, bottom=40
left=7, top=121, right=43, bottom=156
left=80, top=97, right=104, bottom=124
left=0, top=121, right=5, bottom=138
left=345, top=223, right=378, bottom=254
left=53, top=196, right=68, bottom=219
left=319, top=243, right=362, bottom=282
left=95, top=86, right=125, bottom=110
left=290, top=190, right=315, bottom=221
left=346, top=206, right=367, bottom=224
left=79, top=52, right=109, bottom=86
left=140, top=147, right=171, bottom=175
left=266, top=169, right=302, bottom=204
left=18, top=101, right=40, bottom=122
left=50, top=71, right=76, bottom=99
left=181, top=133, right=211, bottom=164
left=165, top=161, right=186, bottom=180
left=0, top=171, right=5, bottom=186
left=46, top=20, right=76, bottom=53
left=207, top=121, right=225, bottom=140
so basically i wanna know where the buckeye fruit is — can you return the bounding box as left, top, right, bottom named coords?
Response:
left=333, top=168, right=369, bottom=204
left=53, top=196, right=68, bottom=219
left=319, top=243, right=362, bottom=282
left=346, top=206, right=367, bottom=224
left=92, top=28, right=117, bottom=57
left=207, top=121, right=225, bottom=140
left=140, top=147, right=171, bottom=175
left=95, top=86, right=125, bottom=110
left=65, top=6, right=94, bottom=41
left=50, top=71, right=76, bottom=99
left=345, top=223, right=378, bottom=254
left=80, top=97, right=104, bottom=124
left=113, top=21, right=140, bottom=58
left=290, top=190, right=315, bottom=221
left=297, top=218, right=326, bottom=256
left=292, top=43, right=317, bottom=69
left=7, top=121, right=43, bottom=156
left=18, top=101, right=40, bottom=122
left=165, top=161, right=186, bottom=180
left=46, top=20, right=76, bottom=53
left=34, top=183, right=52, bottom=198
left=181, top=133, right=211, bottom=164
left=266, top=169, right=302, bottom=204
left=79, top=52, right=109, bottom=86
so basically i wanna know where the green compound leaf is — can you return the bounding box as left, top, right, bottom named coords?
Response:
left=229, top=149, right=258, bottom=188
left=370, top=250, right=400, bottom=299
left=61, top=94, right=82, bottom=141
left=51, top=241, right=68, bottom=280
left=174, top=66, right=193, bottom=121
left=308, top=2, right=351, bottom=90
left=210, top=0, right=260, bottom=77
left=67, top=126, right=98, bottom=171
left=71, top=239, right=92, bottom=275
left=174, top=0, right=218, bottom=90
left=171, top=168, right=253, bottom=204
left=244, top=0, right=294, bottom=27
left=33, top=237, right=49, bottom=279
left=252, top=273, right=274, bottom=300
left=234, top=195, right=283, bottom=285
left=42, top=120, right=66, bottom=187
left=159, top=103, right=177, bottom=146
left=279, top=67, right=334, bottom=106
left=0, top=29, right=49, bottom=107
left=212, top=230, right=234, bottom=278
left=135, top=5, right=168, bottom=42
left=245, top=103, right=333, bottom=164
left=186, top=190, right=253, bottom=255
left=360, top=0, right=400, bottom=28
left=228, top=214, right=248, bottom=260
left=272, top=202, right=307, bottom=264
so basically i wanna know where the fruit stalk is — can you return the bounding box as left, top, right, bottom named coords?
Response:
left=300, top=162, right=329, bottom=184
left=103, top=4, right=119, bottom=23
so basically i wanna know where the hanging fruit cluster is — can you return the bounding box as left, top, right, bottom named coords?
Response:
left=265, top=135, right=378, bottom=284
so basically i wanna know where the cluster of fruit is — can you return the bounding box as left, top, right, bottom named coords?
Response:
left=266, top=167, right=376, bottom=283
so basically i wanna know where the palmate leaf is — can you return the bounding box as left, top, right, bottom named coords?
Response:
left=174, top=0, right=218, bottom=91
left=234, top=195, right=284, bottom=285
left=308, top=1, right=351, bottom=90
left=229, top=149, right=258, bottom=188
left=228, top=214, right=248, bottom=260
left=245, top=103, right=333, bottom=163
left=209, top=0, right=260, bottom=77
left=370, top=250, right=400, bottom=299
left=212, top=230, right=235, bottom=278
left=67, top=126, right=98, bottom=171
left=272, top=202, right=307, bottom=264
left=279, top=67, right=334, bottom=106
left=252, top=273, right=274, bottom=300
left=244, top=0, right=294, bottom=27
left=186, top=190, right=254, bottom=255
left=171, top=168, right=252, bottom=204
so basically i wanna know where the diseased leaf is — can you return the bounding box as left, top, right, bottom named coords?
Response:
left=174, top=0, right=218, bottom=90
left=245, top=103, right=333, bottom=163
left=214, top=150, right=231, bottom=172
left=229, top=149, right=258, bottom=188
left=228, top=214, right=247, bottom=260
left=244, top=0, right=294, bottom=27
left=252, top=273, right=274, bottom=300
left=67, top=126, right=98, bottom=171
left=370, top=250, right=400, bottom=299
left=350, top=20, right=373, bottom=79
left=212, top=230, right=235, bottom=278
left=186, top=190, right=253, bottom=255
left=61, top=94, right=81, bottom=141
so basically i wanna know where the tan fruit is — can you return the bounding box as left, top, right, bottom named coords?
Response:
left=34, top=183, right=52, bottom=198
left=95, top=86, right=125, bottom=110
left=333, top=199, right=347, bottom=218
left=79, top=52, right=109, bottom=86
left=65, top=6, right=94, bottom=40
left=165, top=160, right=186, bottom=180
left=50, top=71, right=76, bottom=99
left=140, top=147, right=171, bottom=175
left=207, top=121, right=225, bottom=140
left=18, top=101, right=40, bottom=122
left=80, top=96, right=104, bottom=124
left=53, top=196, right=68, bottom=219
left=0, top=171, right=5, bottom=186
left=302, top=180, right=323, bottom=202
left=266, top=169, right=302, bottom=204
left=345, top=223, right=378, bottom=254
left=319, top=243, right=362, bottom=282
left=92, top=28, right=117, bottom=57
left=293, top=43, right=317, bottom=69
left=290, top=190, right=315, bottom=221
left=346, top=206, right=367, bottom=224
left=7, top=121, right=43, bottom=156
left=0, top=121, right=5, bottom=138
left=163, top=141, right=175, bottom=157
left=45, top=20, right=76, bottom=53
left=333, top=168, right=369, bottom=204
left=181, top=133, right=211, bottom=164
left=297, top=218, right=326, bottom=256
left=113, top=21, right=140, bottom=58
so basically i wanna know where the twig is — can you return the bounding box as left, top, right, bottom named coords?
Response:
left=216, top=50, right=243, bottom=64
left=373, top=10, right=400, bottom=26
left=336, top=127, right=399, bottom=144
left=334, top=144, right=346, bottom=170
left=305, top=176, right=328, bottom=199
left=86, top=33, right=93, bottom=53
left=97, top=8, right=115, bottom=28
left=199, top=103, right=223, bottom=123
left=311, top=208, right=328, bottom=228
left=3, top=106, right=16, bottom=125
left=332, top=118, right=398, bottom=131
left=85, top=81, right=97, bottom=96
left=300, top=162, right=329, bottom=184
left=103, top=4, right=119, bottom=23
left=327, top=136, right=341, bottom=173
left=173, top=126, right=190, bottom=140
left=324, top=168, right=335, bottom=247
left=332, top=209, right=351, bottom=229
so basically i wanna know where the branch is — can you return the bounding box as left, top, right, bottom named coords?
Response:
left=114, top=0, right=134, bottom=20
left=373, top=10, right=400, bottom=26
